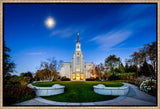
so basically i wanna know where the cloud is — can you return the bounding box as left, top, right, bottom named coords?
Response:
left=90, top=29, right=132, bottom=49
left=106, top=46, right=141, bottom=52
left=89, top=5, right=153, bottom=50
left=50, top=28, right=74, bottom=37
left=49, top=4, right=154, bottom=49
left=89, top=18, right=152, bottom=50
left=28, top=52, right=45, bottom=55
left=122, top=4, right=153, bottom=19
left=50, top=26, right=86, bottom=38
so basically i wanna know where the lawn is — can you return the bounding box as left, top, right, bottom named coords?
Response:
left=32, top=81, right=123, bottom=102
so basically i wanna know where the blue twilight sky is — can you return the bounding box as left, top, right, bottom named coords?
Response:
left=4, top=4, right=156, bottom=75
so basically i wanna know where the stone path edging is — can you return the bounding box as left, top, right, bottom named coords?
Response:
left=35, top=95, right=126, bottom=105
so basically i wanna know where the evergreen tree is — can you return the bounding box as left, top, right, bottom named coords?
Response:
left=125, top=63, right=129, bottom=73
left=128, top=65, right=138, bottom=73
left=139, top=60, right=154, bottom=76
left=118, top=63, right=125, bottom=73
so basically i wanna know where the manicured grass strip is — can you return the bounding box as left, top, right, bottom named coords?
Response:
left=116, top=72, right=136, bottom=76
left=32, top=81, right=123, bottom=102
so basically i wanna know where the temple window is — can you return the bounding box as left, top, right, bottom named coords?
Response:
left=73, top=74, right=75, bottom=80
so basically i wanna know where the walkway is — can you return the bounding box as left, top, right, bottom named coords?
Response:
left=14, top=83, right=157, bottom=106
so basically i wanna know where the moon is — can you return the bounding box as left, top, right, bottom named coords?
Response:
left=45, top=17, right=55, bottom=29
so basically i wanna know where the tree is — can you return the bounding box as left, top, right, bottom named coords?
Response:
left=118, top=63, right=125, bottom=73
left=114, top=68, right=120, bottom=73
left=88, top=64, right=96, bottom=78
left=128, top=65, right=139, bottom=73
left=147, top=42, right=156, bottom=73
left=105, top=55, right=120, bottom=74
left=35, top=57, right=63, bottom=81
left=104, top=70, right=111, bottom=80
left=24, top=72, right=33, bottom=78
left=139, top=47, right=147, bottom=65
left=130, top=51, right=140, bottom=67
left=35, top=70, right=44, bottom=81
left=125, top=63, right=129, bottom=73
left=139, top=60, right=154, bottom=76
left=137, top=41, right=156, bottom=70
left=20, top=73, right=25, bottom=77
left=4, top=42, right=15, bottom=77
left=88, top=63, right=104, bottom=80
left=126, top=41, right=156, bottom=78
left=20, top=72, right=34, bottom=83
left=95, top=63, right=104, bottom=80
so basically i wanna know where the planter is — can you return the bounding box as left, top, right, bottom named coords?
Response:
left=27, top=84, right=65, bottom=96
left=93, top=84, right=129, bottom=96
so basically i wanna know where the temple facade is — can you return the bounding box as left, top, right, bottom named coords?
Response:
left=60, top=33, right=94, bottom=81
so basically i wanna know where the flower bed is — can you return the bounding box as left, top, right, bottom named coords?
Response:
left=140, top=79, right=156, bottom=94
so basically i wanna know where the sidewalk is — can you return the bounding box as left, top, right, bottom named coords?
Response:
left=14, top=83, right=157, bottom=106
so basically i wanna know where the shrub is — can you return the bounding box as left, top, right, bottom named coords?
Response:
left=95, top=77, right=101, bottom=81
left=86, top=78, right=94, bottom=81
left=86, top=77, right=96, bottom=81
left=3, top=75, right=36, bottom=105
left=134, top=79, right=143, bottom=87
left=61, top=76, right=70, bottom=81
left=57, top=79, right=61, bottom=81
left=108, top=74, right=120, bottom=80
left=3, top=85, right=35, bottom=105
left=116, top=80, right=135, bottom=85
left=85, top=77, right=101, bottom=81
left=135, top=76, right=151, bottom=87
left=140, top=79, right=157, bottom=96
left=52, top=78, right=57, bottom=81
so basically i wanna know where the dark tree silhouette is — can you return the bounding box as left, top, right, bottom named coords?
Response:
left=4, top=42, right=15, bottom=77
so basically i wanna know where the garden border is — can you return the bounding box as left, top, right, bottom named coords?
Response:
left=34, top=95, right=126, bottom=105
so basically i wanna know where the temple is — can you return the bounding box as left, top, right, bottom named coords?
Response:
left=60, top=33, right=94, bottom=81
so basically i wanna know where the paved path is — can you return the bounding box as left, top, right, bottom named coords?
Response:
left=14, top=83, right=157, bottom=106
left=101, top=83, right=156, bottom=106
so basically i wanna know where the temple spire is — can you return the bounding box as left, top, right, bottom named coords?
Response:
left=77, top=32, right=80, bottom=43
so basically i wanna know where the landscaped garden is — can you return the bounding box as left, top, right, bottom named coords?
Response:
left=32, top=81, right=123, bottom=102
left=3, top=41, right=157, bottom=105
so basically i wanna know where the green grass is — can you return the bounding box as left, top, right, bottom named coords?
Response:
left=116, top=72, right=136, bottom=76
left=32, top=81, right=123, bottom=102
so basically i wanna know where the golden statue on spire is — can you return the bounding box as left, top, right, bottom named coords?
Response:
left=77, top=32, right=79, bottom=36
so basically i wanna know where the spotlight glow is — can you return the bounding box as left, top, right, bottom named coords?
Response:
left=45, top=17, right=55, bottom=28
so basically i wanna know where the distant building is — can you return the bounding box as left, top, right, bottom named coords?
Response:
left=60, top=33, right=94, bottom=81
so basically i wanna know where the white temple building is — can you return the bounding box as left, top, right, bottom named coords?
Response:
left=60, top=33, right=94, bottom=81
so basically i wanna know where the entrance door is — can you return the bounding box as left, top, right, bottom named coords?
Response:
left=76, top=73, right=80, bottom=80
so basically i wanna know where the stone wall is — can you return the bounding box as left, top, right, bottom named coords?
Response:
left=28, top=84, right=65, bottom=96
left=93, top=84, right=129, bottom=96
